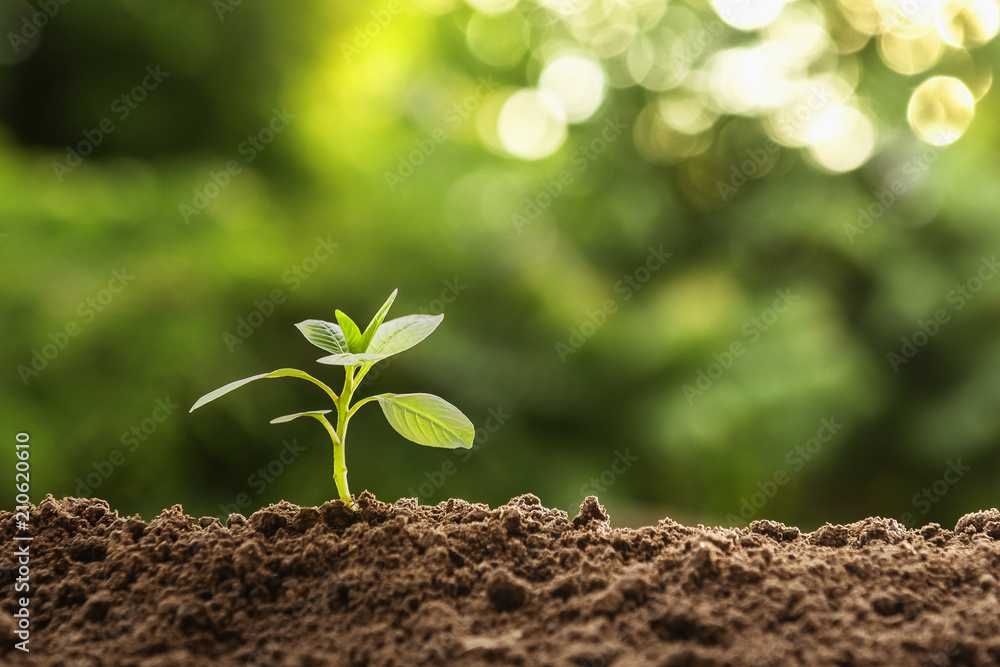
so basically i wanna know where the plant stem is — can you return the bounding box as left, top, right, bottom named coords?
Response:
left=315, top=414, right=352, bottom=509
left=332, top=432, right=353, bottom=510
left=332, top=366, right=358, bottom=510
left=344, top=393, right=372, bottom=417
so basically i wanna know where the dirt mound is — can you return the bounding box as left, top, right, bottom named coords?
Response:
left=2, top=494, right=999, bottom=665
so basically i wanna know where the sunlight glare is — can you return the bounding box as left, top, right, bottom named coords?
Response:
left=498, top=89, right=569, bottom=159
left=908, top=76, right=975, bottom=145
left=540, top=55, right=606, bottom=122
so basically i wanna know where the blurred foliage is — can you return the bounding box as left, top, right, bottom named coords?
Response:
left=2, top=0, right=999, bottom=530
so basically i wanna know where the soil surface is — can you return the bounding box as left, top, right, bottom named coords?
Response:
left=2, top=494, right=999, bottom=666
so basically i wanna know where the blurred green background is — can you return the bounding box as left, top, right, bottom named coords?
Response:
left=2, top=0, right=999, bottom=530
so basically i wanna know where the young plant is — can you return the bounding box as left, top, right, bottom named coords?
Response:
left=190, top=289, right=474, bottom=510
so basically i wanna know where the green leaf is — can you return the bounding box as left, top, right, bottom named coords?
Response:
left=189, top=368, right=337, bottom=412
left=367, top=314, right=443, bottom=357
left=270, top=409, right=332, bottom=424
left=375, top=392, right=474, bottom=449
left=316, top=352, right=388, bottom=366
left=335, top=310, right=364, bottom=352
left=358, top=289, right=397, bottom=353
left=269, top=409, right=341, bottom=445
left=295, top=319, right=350, bottom=355
left=318, top=313, right=443, bottom=366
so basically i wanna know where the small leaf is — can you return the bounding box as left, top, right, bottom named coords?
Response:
left=316, top=352, right=388, bottom=366
left=318, top=314, right=442, bottom=365
left=190, top=368, right=335, bottom=412
left=270, top=410, right=332, bottom=424
left=335, top=310, right=364, bottom=352
left=376, top=392, right=474, bottom=449
left=269, top=410, right=341, bottom=444
left=295, top=319, right=350, bottom=355
left=367, top=314, right=443, bottom=358
left=358, top=289, right=397, bottom=353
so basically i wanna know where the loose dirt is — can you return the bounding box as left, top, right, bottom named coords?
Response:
left=2, top=494, right=999, bottom=666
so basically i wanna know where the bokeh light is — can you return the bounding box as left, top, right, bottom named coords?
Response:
left=412, top=0, right=460, bottom=14
left=875, top=0, right=939, bottom=32
left=634, top=104, right=713, bottom=164
left=464, top=0, right=519, bottom=15
left=539, top=54, right=606, bottom=122
left=702, top=46, right=797, bottom=116
left=936, top=0, right=1000, bottom=47
left=498, top=89, right=568, bottom=159
left=950, top=50, right=994, bottom=99
left=658, top=93, right=718, bottom=135
left=908, top=75, right=976, bottom=145
left=503, top=0, right=998, bottom=170
left=805, top=104, right=876, bottom=172
left=467, top=11, right=530, bottom=67
left=839, top=0, right=883, bottom=35
left=766, top=3, right=831, bottom=62
left=878, top=29, right=944, bottom=74
left=713, top=0, right=790, bottom=31
left=765, top=75, right=855, bottom=147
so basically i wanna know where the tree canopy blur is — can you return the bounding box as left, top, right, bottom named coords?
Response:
left=2, top=0, right=999, bottom=528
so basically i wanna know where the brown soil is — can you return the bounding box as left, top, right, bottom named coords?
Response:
left=2, top=494, right=1000, bottom=666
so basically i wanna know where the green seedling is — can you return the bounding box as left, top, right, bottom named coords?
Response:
left=190, top=289, right=474, bottom=510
